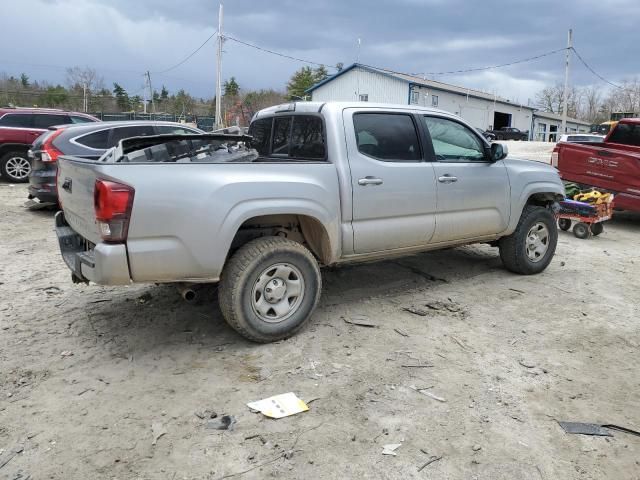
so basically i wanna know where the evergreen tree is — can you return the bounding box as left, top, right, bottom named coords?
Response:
left=223, top=77, right=240, bottom=97
left=20, top=73, right=30, bottom=88
left=286, top=66, right=329, bottom=100
left=112, top=83, right=130, bottom=110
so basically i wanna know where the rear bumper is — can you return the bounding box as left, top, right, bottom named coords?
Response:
left=55, top=211, right=131, bottom=285
left=28, top=161, right=58, bottom=203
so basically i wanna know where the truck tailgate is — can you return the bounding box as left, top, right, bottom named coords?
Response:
left=56, top=156, right=104, bottom=245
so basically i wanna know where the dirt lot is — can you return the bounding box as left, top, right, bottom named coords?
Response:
left=1, top=176, right=639, bottom=480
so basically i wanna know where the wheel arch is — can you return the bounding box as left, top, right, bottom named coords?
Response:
left=221, top=201, right=341, bottom=268
left=0, top=143, right=30, bottom=158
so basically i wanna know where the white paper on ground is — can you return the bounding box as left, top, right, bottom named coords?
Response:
left=246, top=392, right=309, bottom=419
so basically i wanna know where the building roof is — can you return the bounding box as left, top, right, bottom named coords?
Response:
left=306, top=63, right=535, bottom=110
left=531, top=110, right=592, bottom=126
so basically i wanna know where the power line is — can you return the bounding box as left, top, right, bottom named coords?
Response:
left=407, top=47, right=569, bottom=77
left=570, top=47, right=622, bottom=89
left=151, top=30, right=217, bottom=74
left=223, top=34, right=336, bottom=69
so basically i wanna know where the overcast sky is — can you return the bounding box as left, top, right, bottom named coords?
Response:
left=1, top=0, right=637, bottom=103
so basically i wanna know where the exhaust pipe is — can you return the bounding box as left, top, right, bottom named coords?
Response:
left=177, top=283, right=197, bottom=302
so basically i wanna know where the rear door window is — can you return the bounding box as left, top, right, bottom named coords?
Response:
left=0, top=113, right=34, bottom=128
left=109, top=125, right=156, bottom=146
left=353, top=113, right=421, bottom=162
left=76, top=129, right=110, bottom=149
left=33, top=114, right=71, bottom=129
left=70, top=115, right=95, bottom=124
left=154, top=125, right=199, bottom=135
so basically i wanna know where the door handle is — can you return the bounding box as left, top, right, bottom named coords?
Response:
left=358, top=176, right=383, bottom=186
left=438, top=175, right=458, bottom=183
left=597, top=150, right=612, bottom=157
left=62, top=178, right=72, bottom=192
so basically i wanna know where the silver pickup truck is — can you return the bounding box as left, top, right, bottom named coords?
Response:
left=55, top=101, right=564, bottom=342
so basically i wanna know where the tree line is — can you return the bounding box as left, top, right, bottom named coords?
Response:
left=0, top=65, right=331, bottom=125
left=534, top=80, right=640, bottom=123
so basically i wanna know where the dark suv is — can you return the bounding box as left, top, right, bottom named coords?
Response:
left=0, top=108, right=98, bottom=182
left=28, top=121, right=203, bottom=204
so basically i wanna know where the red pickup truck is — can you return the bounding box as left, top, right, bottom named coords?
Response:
left=552, top=118, right=640, bottom=212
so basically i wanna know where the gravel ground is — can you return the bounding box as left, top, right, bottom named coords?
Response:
left=501, top=140, right=555, bottom=164
left=1, top=174, right=639, bottom=479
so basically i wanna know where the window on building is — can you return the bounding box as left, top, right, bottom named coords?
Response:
left=410, top=90, right=419, bottom=104
left=431, top=95, right=439, bottom=107
left=359, top=94, right=368, bottom=102
left=423, top=116, right=486, bottom=162
left=353, top=113, right=421, bottom=162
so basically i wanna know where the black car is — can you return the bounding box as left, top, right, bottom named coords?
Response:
left=486, top=127, right=529, bottom=141
left=28, top=121, right=203, bottom=205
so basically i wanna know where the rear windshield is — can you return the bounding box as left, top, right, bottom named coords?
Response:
left=116, top=137, right=259, bottom=163
left=608, top=123, right=640, bottom=146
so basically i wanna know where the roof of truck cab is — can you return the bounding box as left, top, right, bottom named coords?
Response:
left=253, top=101, right=456, bottom=119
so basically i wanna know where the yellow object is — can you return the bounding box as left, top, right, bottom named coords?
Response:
left=574, top=191, right=612, bottom=204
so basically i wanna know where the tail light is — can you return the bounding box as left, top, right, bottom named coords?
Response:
left=94, top=180, right=135, bottom=243
left=551, top=147, right=559, bottom=168
left=41, top=129, right=65, bottom=163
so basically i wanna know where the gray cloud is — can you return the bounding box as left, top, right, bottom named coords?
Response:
left=1, top=0, right=637, bottom=102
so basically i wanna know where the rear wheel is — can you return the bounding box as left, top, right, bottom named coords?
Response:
left=499, top=205, right=558, bottom=274
left=218, top=237, right=322, bottom=343
left=1, top=151, right=31, bottom=183
left=590, top=222, right=604, bottom=236
left=573, top=222, right=590, bottom=239
left=558, top=218, right=572, bottom=231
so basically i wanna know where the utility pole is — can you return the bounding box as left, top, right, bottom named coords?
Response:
left=146, top=71, right=155, bottom=114
left=143, top=77, right=147, bottom=114
left=561, top=28, right=572, bottom=135
left=83, top=83, right=87, bottom=112
left=215, top=3, right=224, bottom=129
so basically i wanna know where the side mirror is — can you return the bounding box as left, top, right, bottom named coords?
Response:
left=490, top=143, right=508, bottom=161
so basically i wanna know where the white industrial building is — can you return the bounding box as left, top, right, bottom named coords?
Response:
left=531, top=111, right=591, bottom=142
left=307, top=63, right=590, bottom=141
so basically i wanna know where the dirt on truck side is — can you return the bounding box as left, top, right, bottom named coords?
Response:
left=1, top=181, right=639, bottom=479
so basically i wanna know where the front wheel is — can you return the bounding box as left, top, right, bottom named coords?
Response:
left=218, top=237, right=322, bottom=343
left=499, top=206, right=558, bottom=274
left=1, top=151, right=31, bottom=183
